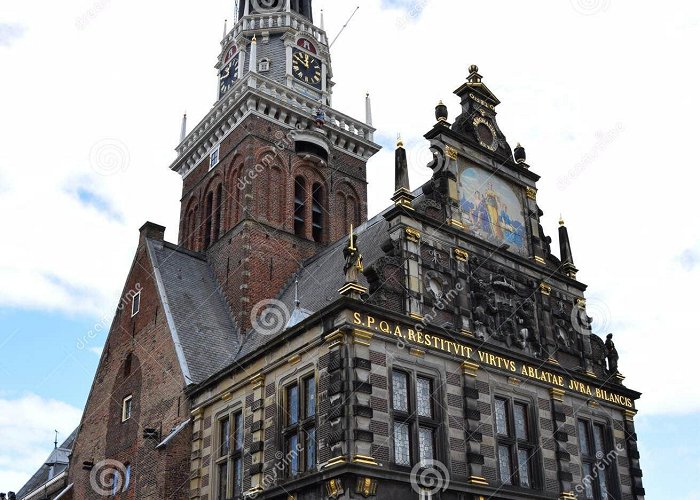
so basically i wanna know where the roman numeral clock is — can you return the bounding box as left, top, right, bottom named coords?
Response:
left=288, top=36, right=326, bottom=100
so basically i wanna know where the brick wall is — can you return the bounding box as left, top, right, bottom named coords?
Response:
left=67, top=235, right=190, bottom=500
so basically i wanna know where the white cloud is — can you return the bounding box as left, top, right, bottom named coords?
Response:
left=0, top=394, right=82, bottom=492
left=0, top=0, right=698, bottom=416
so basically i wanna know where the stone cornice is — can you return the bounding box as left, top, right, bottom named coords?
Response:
left=170, top=73, right=379, bottom=179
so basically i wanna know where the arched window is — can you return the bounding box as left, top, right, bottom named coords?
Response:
left=312, top=182, right=324, bottom=242
left=213, top=184, right=223, bottom=242
left=204, top=191, right=214, bottom=250
left=294, top=177, right=306, bottom=237
left=186, top=207, right=198, bottom=251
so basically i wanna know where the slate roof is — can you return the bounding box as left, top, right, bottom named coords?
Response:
left=17, top=428, right=78, bottom=499
left=234, top=212, right=391, bottom=360
left=147, top=240, right=241, bottom=385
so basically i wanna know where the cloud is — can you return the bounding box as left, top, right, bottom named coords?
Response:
left=0, top=23, right=25, bottom=48
left=679, top=247, right=700, bottom=271
left=0, top=394, right=82, bottom=492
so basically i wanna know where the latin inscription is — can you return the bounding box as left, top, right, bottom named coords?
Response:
left=352, top=312, right=634, bottom=409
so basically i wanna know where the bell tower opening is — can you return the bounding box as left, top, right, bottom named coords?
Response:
left=238, top=0, right=313, bottom=22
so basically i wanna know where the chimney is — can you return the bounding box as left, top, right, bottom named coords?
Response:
left=139, top=222, right=166, bottom=247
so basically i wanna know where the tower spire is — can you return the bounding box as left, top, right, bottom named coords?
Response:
left=558, top=217, right=578, bottom=280
left=391, top=135, right=414, bottom=209
left=222, top=19, right=228, bottom=38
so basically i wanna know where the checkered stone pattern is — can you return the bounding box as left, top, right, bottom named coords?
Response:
left=552, top=395, right=576, bottom=495
left=463, top=368, right=487, bottom=484
left=444, top=367, right=467, bottom=482
left=622, top=413, right=646, bottom=499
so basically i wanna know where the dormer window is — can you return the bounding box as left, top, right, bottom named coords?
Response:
left=259, top=58, right=270, bottom=72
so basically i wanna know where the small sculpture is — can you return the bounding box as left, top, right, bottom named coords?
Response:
left=605, top=333, right=619, bottom=374
left=343, top=225, right=364, bottom=283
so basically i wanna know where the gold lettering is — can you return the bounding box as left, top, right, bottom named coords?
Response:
left=417, top=332, right=424, bottom=345
left=424, top=334, right=432, bottom=347
left=407, top=329, right=416, bottom=342
left=394, top=325, right=402, bottom=337
left=367, top=316, right=375, bottom=329
left=353, top=312, right=362, bottom=325
left=379, top=321, right=390, bottom=334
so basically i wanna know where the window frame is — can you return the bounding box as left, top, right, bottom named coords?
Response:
left=281, top=372, right=317, bottom=478
left=121, top=395, right=133, bottom=422
left=131, top=291, right=141, bottom=317
left=389, top=368, right=443, bottom=469
left=215, top=408, right=244, bottom=500
left=209, top=144, right=221, bottom=171
left=577, top=417, right=620, bottom=500
left=493, top=395, right=540, bottom=490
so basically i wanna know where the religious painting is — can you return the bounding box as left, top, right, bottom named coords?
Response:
left=458, top=165, right=528, bottom=256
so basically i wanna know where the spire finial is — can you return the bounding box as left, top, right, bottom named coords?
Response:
left=435, top=100, right=448, bottom=123
left=294, top=277, right=300, bottom=308
left=320, top=9, right=325, bottom=30
left=249, top=35, right=258, bottom=73
left=396, top=133, right=404, bottom=148
left=223, top=19, right=228, bottom=38
left=514, top=142, right=526, bottom=164
left=180, top=113, right=187, bottom=142
left=54, top=430, right=59, bottom=449
left=559, top=215, right=565, bottom=226
left=365, top=92, right=373, bottom=126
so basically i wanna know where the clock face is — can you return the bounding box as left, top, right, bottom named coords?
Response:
left=292, top=49, right=322, bottom=89
left=473, top=116, right=498, bottom=151
left=219, top=58, right=239, bottom=97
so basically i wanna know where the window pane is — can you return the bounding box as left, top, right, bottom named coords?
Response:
left=392, top=372, right=409, bottom=412
left=495, top=399, right=509, bottom=436
left=417, top=378, right=433, bottom=418
left=233, top=458, right=242, bottom=496
left=593, top=424, right=606, bottom=455
left=394, top=422, right=411, bottom=466
left=218, top=462, right=228, bottom=500
left=234, top=412, right=244, bottom=451
left=582, top=463, right=595, bottom=499
left=220, top=418, right=230, bottom=456
left=514, top=403, right=529, bottom=441
left=578, top=420, right=591, bottom=456
left=498, top=445, right=513, bottom=485
left=306, top=427, right=317, bottom=470
left=288, top=434, right=299, bottom=476
left=419, top=427, right=434, bottom=462
left=517, top=448, right=531, bottom=488
left=305, top=377, right=316, bottom=418
left=598, top=466, right=609, bottom=499
left=287, top=385, right=299, bottom=425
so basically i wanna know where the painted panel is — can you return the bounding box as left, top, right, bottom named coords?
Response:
left=458, top=165, right=528, bottom=256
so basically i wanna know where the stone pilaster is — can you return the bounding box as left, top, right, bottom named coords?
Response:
left=624, top=410, right=645, bottom=499
left=462, top=361, right=488, bottom=486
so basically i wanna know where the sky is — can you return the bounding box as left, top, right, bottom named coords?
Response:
left=1, top=0, right=699, bottom=496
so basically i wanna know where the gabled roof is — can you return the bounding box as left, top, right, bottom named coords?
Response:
left=147, top=240, right=241, bottom=385
left=17, top=428, right=78, bottom=499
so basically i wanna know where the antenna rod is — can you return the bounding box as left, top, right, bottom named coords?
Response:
left=330, top=6, right=360, bottom=48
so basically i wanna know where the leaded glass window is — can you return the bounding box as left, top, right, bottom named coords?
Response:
left=578, top=419, right=619, bottom=500
left=287, top=384, right=299, bottom=425
left=392, top=371, right=409, bottom=412
left=216, top=408, right=243, bottom=498
left=418, top=427, right=434, bottom=462
left=305, top=377, right=316, bottom=418
left=390, top=370, right=442, bottom=468
left=283, top=374, right=317, bottom=479
left=306, top=427, right=316, bottom=470
left=394, top=423, right=411, bottom=466
left=498, top=445, right=513, bottom=485
left=417, top=377, right=433, bottom=418
left=217, top=462, right=228, bottom=500
left=495, top=398, right=509, bottom=436
left=494, top=397, right=538, bottom=489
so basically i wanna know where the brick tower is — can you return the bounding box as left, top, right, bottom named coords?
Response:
left=172, top=0, right=380, bottom=329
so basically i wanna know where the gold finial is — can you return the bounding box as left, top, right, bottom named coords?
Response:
left=397, top=134, right=404, bottom=148
left=559, top=215, right=565, bottom=226
left=252, top=34, right=257, bottom=42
